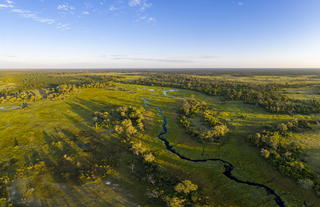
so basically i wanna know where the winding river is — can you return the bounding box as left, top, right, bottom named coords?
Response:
left=143, top=98, right=286, bottom=207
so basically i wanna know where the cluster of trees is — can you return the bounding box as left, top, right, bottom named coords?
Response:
left=93, top=106, right=155, bottom=164
left=135, top=153, right=210, bottom=207
left=130, top=140, right=156, bottom=163
left=247, top=119, right=320, bottom=196
left=130, top=74, right=320, bottom=114
left=131, top=144, right=210, bottom=207
left=94, top=105, right=211, bottom=206
left=0, top=90, right=39, bottom=103
left=5, top=71, right=115, bottom=92
left=129, top=140, right=210, bottom=206
left=0, top=81, right=114, bottom=104
left=179, top=97, right=229, bottom=142
left=0, top=84, right=77, bottom=103
left=42, top=84, right=77, bottom=100
left=130, top=143, right=210, bottom=207
left=77, top=81, right=113, bottom=89
left=163, top=179, right=209, bottom=207
left=93, top=106, right=145, bottom=136
left=94, top=106, right=158, bottom=165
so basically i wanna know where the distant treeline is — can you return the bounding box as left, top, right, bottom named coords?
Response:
left=129, top=74, right=320, bottom=114
left=247, top=120, right=320, bottom=196
left=121, top=69, right=320, bottom=77
left=0, top=72, right=118, bottom=93
left=0, top=81, right=114, bottom=104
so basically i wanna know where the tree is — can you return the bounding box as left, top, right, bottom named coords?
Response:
left=131, top=141, right=147, bottom=156
left=144, top=153, right=155, bottom=163
left=212, top=125, right=229, bottom=137
left=266, top=132, right=281, bottom=149
left=260, top=149, right=270, bottom=159
left=174, top=180, right=198, bottom=194
left=277, top=123, right=288, bottom=132
left=165, top=196, right=185, bottom=207
left=121, top=119, right=137, bottom=136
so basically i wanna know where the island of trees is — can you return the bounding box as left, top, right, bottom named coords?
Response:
left=179, top=97, right=229, bottom=142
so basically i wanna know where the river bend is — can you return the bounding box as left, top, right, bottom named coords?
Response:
left=148, top=102, right=286, bottom=207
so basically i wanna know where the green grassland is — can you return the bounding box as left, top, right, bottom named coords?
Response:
left=193, top=73, right=320, bottom=86
left=0, top=70, right=320, bottom=207
left=281, top=86, right=320, bottom=100
left=142, top=86, right=319, bottom=206
left=294, top=126, right=320, bottom=173
left=0, top=86, right=160, bottom=207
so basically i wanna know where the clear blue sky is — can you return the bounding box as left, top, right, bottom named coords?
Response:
left=1, top=0, right=320, bottom=68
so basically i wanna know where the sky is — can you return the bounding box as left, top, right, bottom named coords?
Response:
left=0, top=0, right=320, bottom=69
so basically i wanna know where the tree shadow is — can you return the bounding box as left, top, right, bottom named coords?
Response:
left=65, top=98, right=119, bottom=124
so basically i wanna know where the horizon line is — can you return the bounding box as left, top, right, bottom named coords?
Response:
left=1, top=67, right=320, bottom=71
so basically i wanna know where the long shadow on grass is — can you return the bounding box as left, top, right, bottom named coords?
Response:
left=63, top=99, right=164, bottom=206
left=24, top=128, right=134, bottom=207
left=65, top=98, right=119, bottom=124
